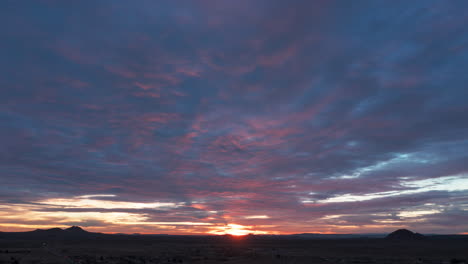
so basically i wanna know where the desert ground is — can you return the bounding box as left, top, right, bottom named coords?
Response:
left=1, top=234, right=467, bottom=264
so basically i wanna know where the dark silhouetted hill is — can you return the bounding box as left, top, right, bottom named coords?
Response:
left=0, top=226, right=99, bottom=240
left=32, top=227, right=64, bottom=234
left=386, top=229, right=425, bottom=240
left=30, top=226, right=92, bottom=238
left=64, top=226, right=88, bottom=233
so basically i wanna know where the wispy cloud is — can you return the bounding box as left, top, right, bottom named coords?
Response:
left=0, top=0, right=467, bottom=234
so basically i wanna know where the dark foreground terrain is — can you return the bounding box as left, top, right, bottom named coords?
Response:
left=0, top=229, right=467, bottom=264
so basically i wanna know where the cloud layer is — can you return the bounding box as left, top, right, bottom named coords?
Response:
left=0, top=0, right=467, bottom=234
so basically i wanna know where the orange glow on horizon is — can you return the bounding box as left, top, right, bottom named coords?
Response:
left=208, top=224, right=269, bottom=236
left=1, top=196, right=460, bottom=235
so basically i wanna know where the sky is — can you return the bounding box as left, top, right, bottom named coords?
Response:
left=1, top=0, right=468, bottom=235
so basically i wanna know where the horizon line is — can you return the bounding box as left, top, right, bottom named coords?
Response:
left=2, top=226, right=467, bottom=236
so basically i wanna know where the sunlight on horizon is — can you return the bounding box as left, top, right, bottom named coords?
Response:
left=208, top=224, right=269, bottom=236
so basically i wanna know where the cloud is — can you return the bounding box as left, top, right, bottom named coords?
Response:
left=0, top=0, right=467, bottom=234
left=308, top=175, right=468, bottom=203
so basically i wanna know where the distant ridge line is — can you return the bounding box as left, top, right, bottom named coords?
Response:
left=1, top=227, right=467, bottom=239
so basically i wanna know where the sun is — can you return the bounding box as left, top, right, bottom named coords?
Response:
left=208, top=224, right=268, bottom=236
left=224, top=224, right=251, bottom=236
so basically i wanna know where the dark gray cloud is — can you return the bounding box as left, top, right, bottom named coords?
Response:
left=0, top=0, right=467, bottom=234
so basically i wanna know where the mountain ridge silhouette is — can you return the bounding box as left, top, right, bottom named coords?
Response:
left=385, top=229, right=425, bottom=240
